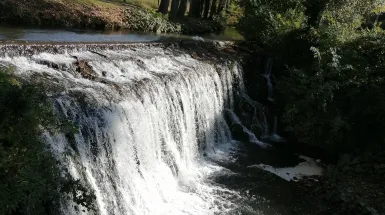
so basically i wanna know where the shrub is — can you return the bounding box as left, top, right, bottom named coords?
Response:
left=0, top=67, right=95, bottom=215
left=238, top=0, right=307, bottom=44
left=278, top=32, right=385, bottom=154
left=238, top=0, right=385, bottom=154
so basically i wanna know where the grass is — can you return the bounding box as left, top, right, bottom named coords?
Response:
left=74, top=0, right=159, bottom=9
left=127, top=0, right=159, bottom=9
left=72, top=0, right=126, bottom=8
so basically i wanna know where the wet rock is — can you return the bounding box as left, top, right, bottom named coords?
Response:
left=74, top=60, right=97, bottom=80
left=36, top=59, right=71, bottom=71
left=230, top=124, right=249, bottom=142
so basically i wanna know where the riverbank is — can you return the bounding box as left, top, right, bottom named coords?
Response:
left=0, top=0, right=223, bottom=34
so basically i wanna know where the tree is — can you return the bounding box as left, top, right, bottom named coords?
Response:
left=177, top=0, right=188, bottom=17
left=203, top=0, right=211, bottom=18
left=217, top=0, right=227, bottom=13
left=209, top=0, right=218, bottom=18
left=170, top=0, right=181, bottom=17
left=189, top=0, right=202, bottom=17
left=158, top=0, right=170, bottom=14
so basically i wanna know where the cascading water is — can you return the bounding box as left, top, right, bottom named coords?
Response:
left=261, top=58, right=284, bottom=143
left=0, top=43, right=252, bottom=215
left=263, top=58, right=273, bottom=102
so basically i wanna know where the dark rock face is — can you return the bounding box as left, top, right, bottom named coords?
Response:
left=242, top=55, right=268, bottom=103
left=224, top=110, right=249, bottom=142
left=230, top=124, right=249, bottom=142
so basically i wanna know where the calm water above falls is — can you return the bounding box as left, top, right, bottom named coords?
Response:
left=0, top=27, right=243, bottom=43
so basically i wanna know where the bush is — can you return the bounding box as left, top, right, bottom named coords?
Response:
left=238, top=0, right=385, bottom=213
left=219, top=0, right=244, bottom=26
left=238, top=0, right=385, bottom=155
left=0, top=67, right=95, bottom=215
left=278, top=32, right=385, bottom=154
left=238, top=0, right=307, bottom=44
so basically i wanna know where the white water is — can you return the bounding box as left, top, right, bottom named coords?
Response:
left=249, top=155, right=323, bottom=182
left=0, top=44, right=246, bottom=215
left=260, top=59, right=284, bottom=142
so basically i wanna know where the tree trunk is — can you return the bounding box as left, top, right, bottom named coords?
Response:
left=188, top=0, right=196, bottom=17
left=217, top=0, right=226, bottom=14
left=209, top=0, right=217, bottom=18
left=203, top=0, right=211, bottom=19
left=158, top=0, right=170, bottom=14
left=200, top=0, right=205, bottom=17
left=189, top=0, right=202, bottom=17
left=170, top=0, right=181, bottom=17
left=177, top=0, right=188, bottom=17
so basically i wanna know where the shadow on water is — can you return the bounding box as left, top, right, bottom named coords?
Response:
left=207, top=141, right=323, bottom=215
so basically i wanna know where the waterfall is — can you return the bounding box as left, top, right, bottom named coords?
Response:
left=261, top=58, right=284, bottom=142
left=263, top=58, right=273, bottom=102
left=0, top=43, right=246, bottom=215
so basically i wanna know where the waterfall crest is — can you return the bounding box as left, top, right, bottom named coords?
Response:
left=0, top=43, right=245, bottom=215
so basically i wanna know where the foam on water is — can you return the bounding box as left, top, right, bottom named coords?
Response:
left=0, top=44, right=246, bottom=215
left=248, top=155, right=323, bottom=182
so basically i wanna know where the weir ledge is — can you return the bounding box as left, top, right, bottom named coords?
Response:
left=0, top=40, right=245, bottom=61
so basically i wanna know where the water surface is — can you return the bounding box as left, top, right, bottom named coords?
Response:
left=0, top=27, right=243, bottom=43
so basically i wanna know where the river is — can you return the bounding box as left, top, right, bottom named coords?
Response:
left=0, top=27, right=243, bottom=43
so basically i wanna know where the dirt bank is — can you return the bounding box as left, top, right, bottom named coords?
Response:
left=0, top=0, right=223, bottom=34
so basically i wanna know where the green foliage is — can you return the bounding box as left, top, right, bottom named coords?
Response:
left=238, top=0, right=380, bottom=45
left=279, top=33, right=385, bottom=153
left=122, top=7, right=224, bottom=34
left=273, top=0, right=385, bottom=154
left=238, top=0, right=307, bottom=44
left=179, top=18, right=224, bottom=34
left=239, top=0, right=385, bottom=155
left=0, top=67, right=95, bottom=215
left=317, top=0, right=380, bottom=44
left=219, top=0, right=243, bottom=26
left=239, top=2, right=385, bottom=211
left=123, top=7, right=181, bottom=33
